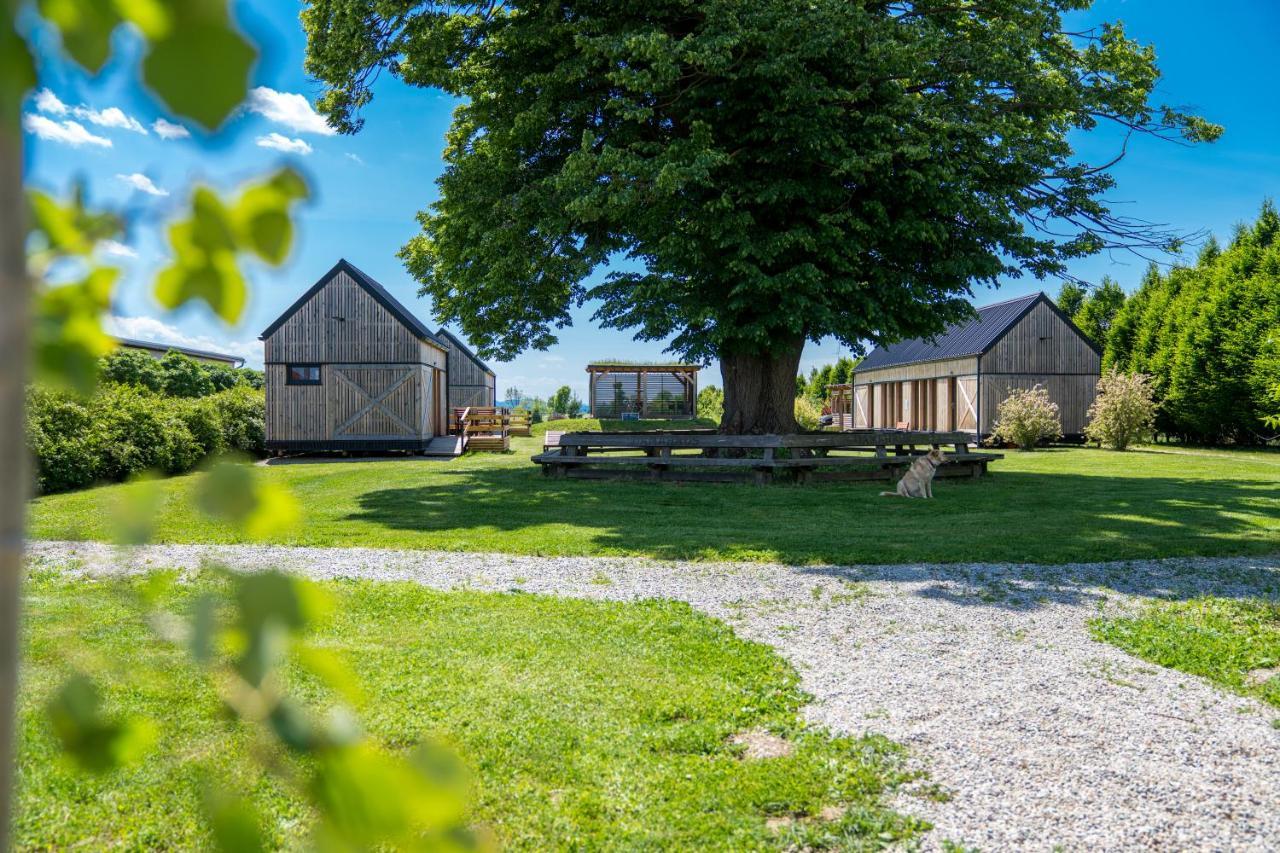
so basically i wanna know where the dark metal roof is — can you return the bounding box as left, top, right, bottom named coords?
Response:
left=259, top=258, right=445, bottom=349
left=434, top=327, right=496, bottom=376
left=115, top=337, right=245, bottom=367
left=856, top=292, right=1079, bottom=372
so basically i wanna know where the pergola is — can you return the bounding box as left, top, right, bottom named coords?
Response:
left=586, top=363, right=700, bottom=419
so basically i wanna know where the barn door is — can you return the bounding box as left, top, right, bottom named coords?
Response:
left=330, top=366, right=420, bottom=439
left=854, top=386, right=868, bottom=429
left=955, top=376, right=978, bottom=432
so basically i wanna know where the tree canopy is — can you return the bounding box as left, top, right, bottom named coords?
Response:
left=1104, top=204, right=1280, bottom=443
left=304, top=0, right=1218, bottom=431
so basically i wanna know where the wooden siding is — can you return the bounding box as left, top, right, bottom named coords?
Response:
left=853, top=356, right=978, bottom=385
left=437, top=333, right=495, bottom=410
left=979, top=300, right=1100, bottom=374
left=263, top=270, right=444, bottom=365
left=267, top=364, right=441, bottom=443
left=980, top=374, right=1098, bottom=435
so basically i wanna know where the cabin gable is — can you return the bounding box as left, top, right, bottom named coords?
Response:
left=263, top=268, right=444, bottom=365
left=979, top=296, right=1101, bottom=375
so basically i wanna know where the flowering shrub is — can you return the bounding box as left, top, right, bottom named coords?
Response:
left=1085, top=371, right=1156, bottom=450
left=992, top=385, right=1062, bottom=450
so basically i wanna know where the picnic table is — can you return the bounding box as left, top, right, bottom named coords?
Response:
left=532, top=429, right=1002, bottom=485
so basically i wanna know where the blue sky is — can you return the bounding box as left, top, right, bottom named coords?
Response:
left=20, top=0, right=1280, bottom=398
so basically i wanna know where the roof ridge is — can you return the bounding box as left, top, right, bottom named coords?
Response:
left=974, top=291, right=1043, bottom=311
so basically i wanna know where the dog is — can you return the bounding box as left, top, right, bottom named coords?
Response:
left=880, top=448, right=946, bottom=499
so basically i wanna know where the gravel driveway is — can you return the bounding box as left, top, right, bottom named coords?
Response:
left=27, top=541, right=1280, bottom=851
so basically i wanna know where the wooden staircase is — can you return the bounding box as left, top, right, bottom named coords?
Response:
left=454, top=407, right=511, bottom=452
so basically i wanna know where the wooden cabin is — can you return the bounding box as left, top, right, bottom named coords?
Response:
left=434, top=327, right=497, bottom=410
left=587, top=363, right=699, bottom=419
left=260, top=259, right=451, bottom=452
left=833, top=292, right=1100, bottom=437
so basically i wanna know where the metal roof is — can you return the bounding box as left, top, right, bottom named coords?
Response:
left=115, top=337, right=245, bottom=367
left=434, top=326, right=496, bottom=376
left=855, top=292, right=1073, bottom=372
left=259, top=258, right=445, bottom=348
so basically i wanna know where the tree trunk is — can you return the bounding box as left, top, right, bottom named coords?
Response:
left=718, top=337, right=804, bottom=434
left=0, top=110, right=27, bottom=848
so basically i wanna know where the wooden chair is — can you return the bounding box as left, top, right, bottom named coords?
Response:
left=543, top=431, right=565, bottom=453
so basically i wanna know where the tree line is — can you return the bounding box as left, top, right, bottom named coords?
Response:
left=1058, top=202, right=1280, bottom=444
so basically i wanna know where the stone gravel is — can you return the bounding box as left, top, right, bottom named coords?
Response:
left=27, top=540, right=1280, bottom=851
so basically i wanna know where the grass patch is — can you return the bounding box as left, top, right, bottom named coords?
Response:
left=1091, top=596, right=1280, bottom=708
left=17, top=570, right=922, bottom=849
left=28, top=443, right=1280, bottom=565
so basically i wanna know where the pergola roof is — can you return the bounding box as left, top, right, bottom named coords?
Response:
left=586, top=362, right=700, bottom=373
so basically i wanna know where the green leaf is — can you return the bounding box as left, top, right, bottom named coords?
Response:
left=142, top=18, right=256, bottom=130
left=108, top=476, right=163, bottom=545
left=27, top=189, right=122, bottom=258
left=201, top=784, right=266, bottom=853
left=194, top=461, right=300, bottom=538
left=154, top=244, right=247, bottom=323
left=232, top=168, right=311, bottom=264
left=310, top=743, right=471, bottom=849
left=33, top=267, right=119, bottom=394
left=38, top=0, right=122, bottom=73
left=46, top=674, right=157, bottom=773
left=296, top=645, right=365, bottom=707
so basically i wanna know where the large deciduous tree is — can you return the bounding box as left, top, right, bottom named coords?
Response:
left=303, top=0, right=1218, bottom=433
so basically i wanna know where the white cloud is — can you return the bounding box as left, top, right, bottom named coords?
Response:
left=255, top=132, right=313, bottom=155
left=105, top=315, right=264, bottom=366
left=34, top=88, right=68, bottom=115
left=345, top=152, right=364, bottom=165
left=116, top=172, right=169, bottom=196
left=152, top=117, right=191, bottom=140
left=246, top=87, right=335, bottom=136
left=99, top=240, right=139, bottom=259
left=73, top=105, right=148, bottom=134
left=22, top=114, right=112, bottom=148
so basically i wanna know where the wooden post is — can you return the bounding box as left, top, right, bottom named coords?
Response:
left=0, top=104, right=27, bottom=849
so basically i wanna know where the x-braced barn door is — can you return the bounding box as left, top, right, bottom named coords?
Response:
left=330, top=366, right=421, bottom=440
left=955, top=376, right=978, bottom=432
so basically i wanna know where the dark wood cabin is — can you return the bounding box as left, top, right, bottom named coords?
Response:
left=434, top=327, right=497, bottom=410
left=587, top=363, right=699, bottom=419
left=830, top=292, right=1101, bottom=437
left=260, top=259, right=450, bottom=452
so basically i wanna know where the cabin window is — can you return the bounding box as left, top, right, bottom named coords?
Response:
left=286, top=364, right=321, bottom=385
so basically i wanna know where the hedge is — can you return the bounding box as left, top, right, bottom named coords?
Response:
left=27, top=384, right=265, bottom=494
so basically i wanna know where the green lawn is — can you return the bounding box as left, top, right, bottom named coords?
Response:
left=28, top=440, right=1280, bottom=565
left=17, top=570, right=921, bottom=849
left=1092, top=596, right=1280, bottom=710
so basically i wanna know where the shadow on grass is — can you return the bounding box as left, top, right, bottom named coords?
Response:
left=345, top=462, right=1280, bottom=607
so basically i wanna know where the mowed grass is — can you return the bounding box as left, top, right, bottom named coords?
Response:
left=1092, top=596, right=1280, bottom=710
left=27, top=440, right=1280, bottom=565
left=17, top=570, right=921, bottom=849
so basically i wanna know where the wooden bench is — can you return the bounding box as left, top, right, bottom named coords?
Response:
left=531, top=430, right=1002, bottom=485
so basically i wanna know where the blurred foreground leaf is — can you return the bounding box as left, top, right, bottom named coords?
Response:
left=46, top=674, right=156, bottom=772
left=195, top=460, right=300, bottom=539
left=202, top=784, right=266, bottom=853
left=155, top=170, right=309, bottom=322
left=33, top=268, right=118, bottom=394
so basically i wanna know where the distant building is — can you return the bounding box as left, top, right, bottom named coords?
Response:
left=586, top=362, right=700, bottom=419
left=258, top=259, right=453, bottom=452
left=434, top=327, right=497, bottom=410
left=831, top=292, right=1101, bottom=436
left=115, top=337, right=245, bottom=367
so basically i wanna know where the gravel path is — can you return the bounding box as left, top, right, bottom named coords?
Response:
left=27, top=541, right=1280, bottom=851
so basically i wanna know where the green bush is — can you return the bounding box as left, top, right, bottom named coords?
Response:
left=1085, top=371, right=1157, bottom=451
left=992, top=385, right=1062, bottom=450
left=212, top=385, right=266, bottom=455
left=27, top=385, right=267, bottom=494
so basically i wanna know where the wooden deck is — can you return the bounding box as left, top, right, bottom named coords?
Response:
left=455, top=407, right=510, bottom=452
left=532, top=430, right=1002, bottom=485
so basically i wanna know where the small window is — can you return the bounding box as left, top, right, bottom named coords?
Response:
left=286, top=364, right=321, bottom=385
